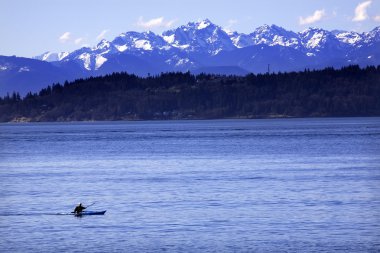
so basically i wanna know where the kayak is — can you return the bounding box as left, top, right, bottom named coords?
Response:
left=55, top=210, right=106, bottom=216
left=74, top=210, right=106, bottom=216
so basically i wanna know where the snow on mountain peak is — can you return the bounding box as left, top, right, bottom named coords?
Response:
left=335, top=31, right=362, bottom=44
left=366, top=26, right=380, bottom=42
left=33, top=51, right=69, bottom=62
left=229, top=32, right=250, bottom=48
left=244, top=24, right=301, bottom=48
left=96, top=39, right=111, bottom=50
left=163, top=34, right=175, bottom=44
left=197, top=19, right=211, bottom=30
left=161, top=19, right=235, bottom=54
left=134, top=40, right=153, bottom=50
left=115, top=44, right=128, bottom=52
left=299, top=27, right=332, bottom=49
left=58, top=52, right=69, bottom=61
left=78, top=53, right=91, bottom=70
left=254, top=24, right=271, bottom=33
left=112, top=31, right=167, bottom=51
left=41, top=52, right=56, bottom=61
left=95, top=55, right=107, bottom=70
left=31, top=20, right=380, bottom=73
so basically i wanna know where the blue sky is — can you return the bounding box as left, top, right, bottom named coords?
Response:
left=1, top=0, right=379, bottom=57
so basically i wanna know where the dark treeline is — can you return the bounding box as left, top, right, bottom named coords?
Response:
left=1, top=65, right=380, bottom=122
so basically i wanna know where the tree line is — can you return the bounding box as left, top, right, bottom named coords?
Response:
left=1, top=65, right=380, bottom=122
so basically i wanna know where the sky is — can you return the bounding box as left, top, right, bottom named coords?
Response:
left=1, top=0, right=380, bottom=58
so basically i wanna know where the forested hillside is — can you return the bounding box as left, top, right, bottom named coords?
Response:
left=1, top=65, right=379, bottom=122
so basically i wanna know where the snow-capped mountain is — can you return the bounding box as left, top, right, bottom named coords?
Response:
left=54, top=19, right=379, bottom=72
left=1, top=19, right=379, bottom=95
left=231, top=24, right=301, bottom=49
left=112, top=31, right=169, bottom=52
left=45, top=19, right=380, bottom=72
left=162, top=19, right=236, bottom=55
left=33, top=51, right=69, bottom=62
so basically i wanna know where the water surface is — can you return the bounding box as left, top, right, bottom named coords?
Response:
left=0, top=118, right=379, bottom=252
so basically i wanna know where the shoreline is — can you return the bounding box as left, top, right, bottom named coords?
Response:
left=3, top=115, right=379, bottom=124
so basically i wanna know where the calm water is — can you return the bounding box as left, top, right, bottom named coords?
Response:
left=0, top=118, right=379, bottom=252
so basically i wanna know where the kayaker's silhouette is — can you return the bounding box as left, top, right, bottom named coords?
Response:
left=73, top=203, right=86, bottom=214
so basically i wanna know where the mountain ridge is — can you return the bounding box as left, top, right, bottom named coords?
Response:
left=1, top=19, right=379, bottom=95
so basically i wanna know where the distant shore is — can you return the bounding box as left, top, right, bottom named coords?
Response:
left=5, top=115, right=378, bottom=124
left=1, top=65, right=379, bottom=122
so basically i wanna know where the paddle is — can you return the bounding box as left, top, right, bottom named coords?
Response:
left=85, top=202, right=97, bottom=208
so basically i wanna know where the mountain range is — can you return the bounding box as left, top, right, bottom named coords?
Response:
left=1, top=19, right=379, bottom=95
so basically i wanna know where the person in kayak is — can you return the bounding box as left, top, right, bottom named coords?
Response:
left=73, top=203, right=86, bottom=214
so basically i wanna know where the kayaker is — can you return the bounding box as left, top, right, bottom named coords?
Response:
left=73, top=203, right=86, bottom=214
